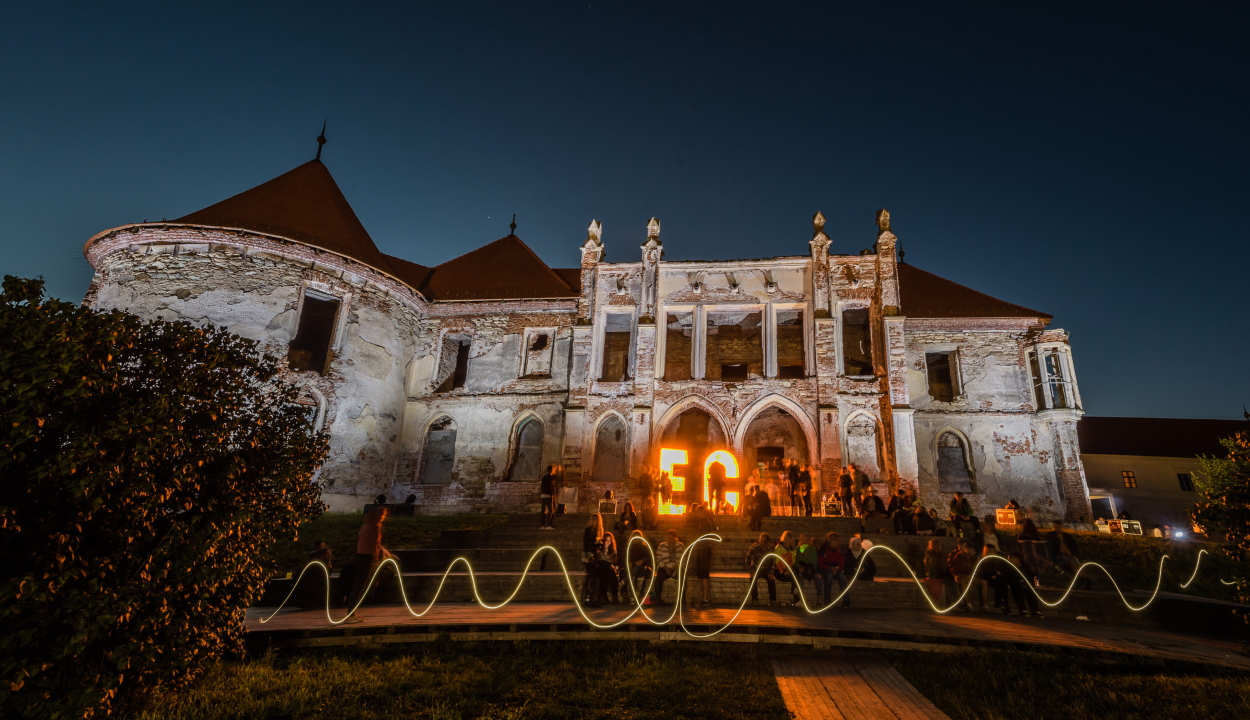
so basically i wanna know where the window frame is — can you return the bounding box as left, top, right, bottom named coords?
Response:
left=1121, top=470, right=1137, bottom=488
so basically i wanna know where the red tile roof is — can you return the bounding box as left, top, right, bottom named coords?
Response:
left=1079, top=416, right=1248, bottom=458
left=552, top=267, right=582, bottom=291
left=418, top=235, right=579, bottom=301
left=175, top=160, right=396, bottom=272
left=897, top=263, right=1051, bottom=319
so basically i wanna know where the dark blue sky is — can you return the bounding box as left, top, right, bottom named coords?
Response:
left=1, top=2, right=1246, bottom=419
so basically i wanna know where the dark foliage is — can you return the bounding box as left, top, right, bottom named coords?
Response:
left=1194, top=431, right=1250, bottom=614
left=0, top=277, right=328, bottom=719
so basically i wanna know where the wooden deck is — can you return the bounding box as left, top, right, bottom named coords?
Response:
left=246, top=603, right=1250, bottom=670
left=772, top=653, right=950, bottom=720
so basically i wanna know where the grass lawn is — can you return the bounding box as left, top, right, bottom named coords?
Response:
left=120, top=641, right=789, bottom=720
left=266, top=513, right=509, bottom=574
left=884, top=648, right=1250, bottom=720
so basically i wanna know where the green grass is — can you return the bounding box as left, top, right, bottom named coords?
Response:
left=120, top=641, right=790, bottom=720
left=266, top=514, right=508, bottom=574
left=884, top=648, right=1250, bottom=720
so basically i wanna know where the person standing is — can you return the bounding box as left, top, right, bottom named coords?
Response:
left=345, top=506, right=388, bottom=623
left=538, top=465, right=558, bottom=529
left=708, top=461, right=728, bottom=515
left=637, top=465, right=655, bottom=529
left=754, top=485, right=773, bottom=530
left=838, top=466, right=854, bottom=516
left=582, top=514, right=605, bottom=607
left=849, top=463, right=870, bottom=497
left=798, top=464, right=814, bottom=517
left=922, top=539, right=949, bottom=607
left=947, top=540, right=984, bottom=612
left=765, top=472, right=783, bottom=517
left=687, top=503, right=717, bottom=607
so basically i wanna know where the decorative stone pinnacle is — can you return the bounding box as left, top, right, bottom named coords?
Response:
left=586, top=219, right=603, bottom=246
left=813, top=211, right=825, bottom=233
left=647, top=217, right=661, bottom=239
left=876, top=209, right=891, bottom=234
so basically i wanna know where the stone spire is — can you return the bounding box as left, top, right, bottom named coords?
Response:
left=810, top=211, right=833, bottom=317
left=578, top=220, right=604, bottom=322
left=640, top=217, right=663, bottom=321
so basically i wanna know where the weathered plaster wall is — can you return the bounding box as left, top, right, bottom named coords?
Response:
left=86, top=228, right=422, bottom=512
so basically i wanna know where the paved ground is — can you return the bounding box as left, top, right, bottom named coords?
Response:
left=246, top=602, right=1250, bottom=670
left=772, top=653, right=950, bottom=720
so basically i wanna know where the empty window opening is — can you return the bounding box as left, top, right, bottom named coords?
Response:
left=452, top=340, right=470, bottom=389
left=705, top=310, right=763, bottom=381
left=287, top=293, right=339, bottom=374
left=530, top=334, right=548, bottom=352
left=664, top=312, right=694, bottom=381
left=421, top=417, right=457, bottom=484
left=599, top=314, right=632, bottom=381
left=508, top=418, right=544, bottom=481
left=1029, top=348, right=1075, bottom=410
left=522, top=330, right=554, bottom=378
left=776, top=309, right=805, bottom=378
left=936, top=431, right=975, bottom=493
left=926, top=352, right=957, bottom=402
left=1121, top=471, right=1137, bottom=488
left=1177, top=473, right=1194, bottom=492
left=841, top=308, right=873, bottom=376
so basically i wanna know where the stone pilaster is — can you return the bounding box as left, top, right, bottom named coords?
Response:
left=891, top=407, right=918, bottom=491
left=640, top=218, right=662, bottom=322
left=874, top=209, right=900, bottom=316
left=809, top=211, right=833, bottom=318
left=578, top=220, right=603, bottom=323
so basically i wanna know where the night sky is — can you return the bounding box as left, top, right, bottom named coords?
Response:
left=1, top=3, right=1246, bottom=419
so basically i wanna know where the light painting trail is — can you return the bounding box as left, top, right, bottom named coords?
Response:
left=259, top=541, right=1225, bottom=639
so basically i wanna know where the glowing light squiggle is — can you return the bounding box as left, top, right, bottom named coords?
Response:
left=258, top=538, right=1229, bottom=637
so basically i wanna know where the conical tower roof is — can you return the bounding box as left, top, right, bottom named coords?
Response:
left=175, top=160, right=394, bottom=272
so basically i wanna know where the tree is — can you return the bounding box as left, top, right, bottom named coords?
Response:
left=1192, top=430, right=1250, bottom=614
left=0, top=277, right=328, bottom=719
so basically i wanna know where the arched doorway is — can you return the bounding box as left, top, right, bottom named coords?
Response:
left=658, top=405, right=729, bottom=506
left=592, top=414, right=630, bottom=482
left=508, top=416, right=544, bottom=482
left=740, top=406, right=810, bottom=480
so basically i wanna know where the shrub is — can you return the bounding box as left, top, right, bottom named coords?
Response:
left=1194, top=431, right=1250, bottom=612
left=0, top=277, right=328, bottom=719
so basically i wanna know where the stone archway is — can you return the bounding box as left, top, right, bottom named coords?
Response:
left=658, top=405, right=730, bottom=506
left=740, top=406, right=810, bottom=480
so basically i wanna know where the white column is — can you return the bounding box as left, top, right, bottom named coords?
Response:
left=692, top=306, right=707, bottom=379
left=764, top=302, right=778, bottom=378
left=891, top=407, right=919, bottom=489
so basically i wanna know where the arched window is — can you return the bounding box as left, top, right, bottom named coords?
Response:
left=508, top=417, right=544, bottom=482
left=421, top=417, right=457, bottom=484
left=936, top=431, right=975, bottom=493
left=592, top=415, right=630, bottom=482
left=845, top=413, right=882, bottom=481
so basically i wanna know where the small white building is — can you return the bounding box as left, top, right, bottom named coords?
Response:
left=83, top=156, right=1093, bottom=518
left=1078, top=416, right=1245, bottom=530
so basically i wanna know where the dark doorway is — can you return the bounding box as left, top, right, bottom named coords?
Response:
left=288, top=293, right=339, bottom=374
left=1091, top=497, right=1114, bottom=520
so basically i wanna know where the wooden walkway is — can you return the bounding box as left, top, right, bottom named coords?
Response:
left=246, top=603, right=1250, bottom=670
left=772, top=653, right=950, bottom=720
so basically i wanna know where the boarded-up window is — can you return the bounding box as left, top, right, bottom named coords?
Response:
left=841, top=307, right=873, bottom=376
left=523, top=330, right=554, bottom=377
left=936, top=432, right=974, bottom=493
left=421, top=417, right=457, bottom=484
left=288, top=292, right=339, bottom=374
left=664, top=312, right=694, bottom=381
left=926, top=352, right=956, bottom=402
left=592, top=415, right=629, bottom=482
left=599, top=314, right=632, bottom=381
left=508, top=417, right=544, bottom=481
left=706, top=309, right=762, bottom=381
left=777, top=309, right=805, bottom=378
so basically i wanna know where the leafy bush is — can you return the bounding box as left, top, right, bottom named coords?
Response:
left=1194, top=431, right=1250, bottom=612
left=0, top=277, right=328, bottom=719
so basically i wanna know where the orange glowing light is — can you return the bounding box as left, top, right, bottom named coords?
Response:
left=658, top=448, right=688, bottom=515
left=702, top=450, right=740, bottom=507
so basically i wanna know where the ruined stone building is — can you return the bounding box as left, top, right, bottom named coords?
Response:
left=83, top=157, right=1092, bottom=519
